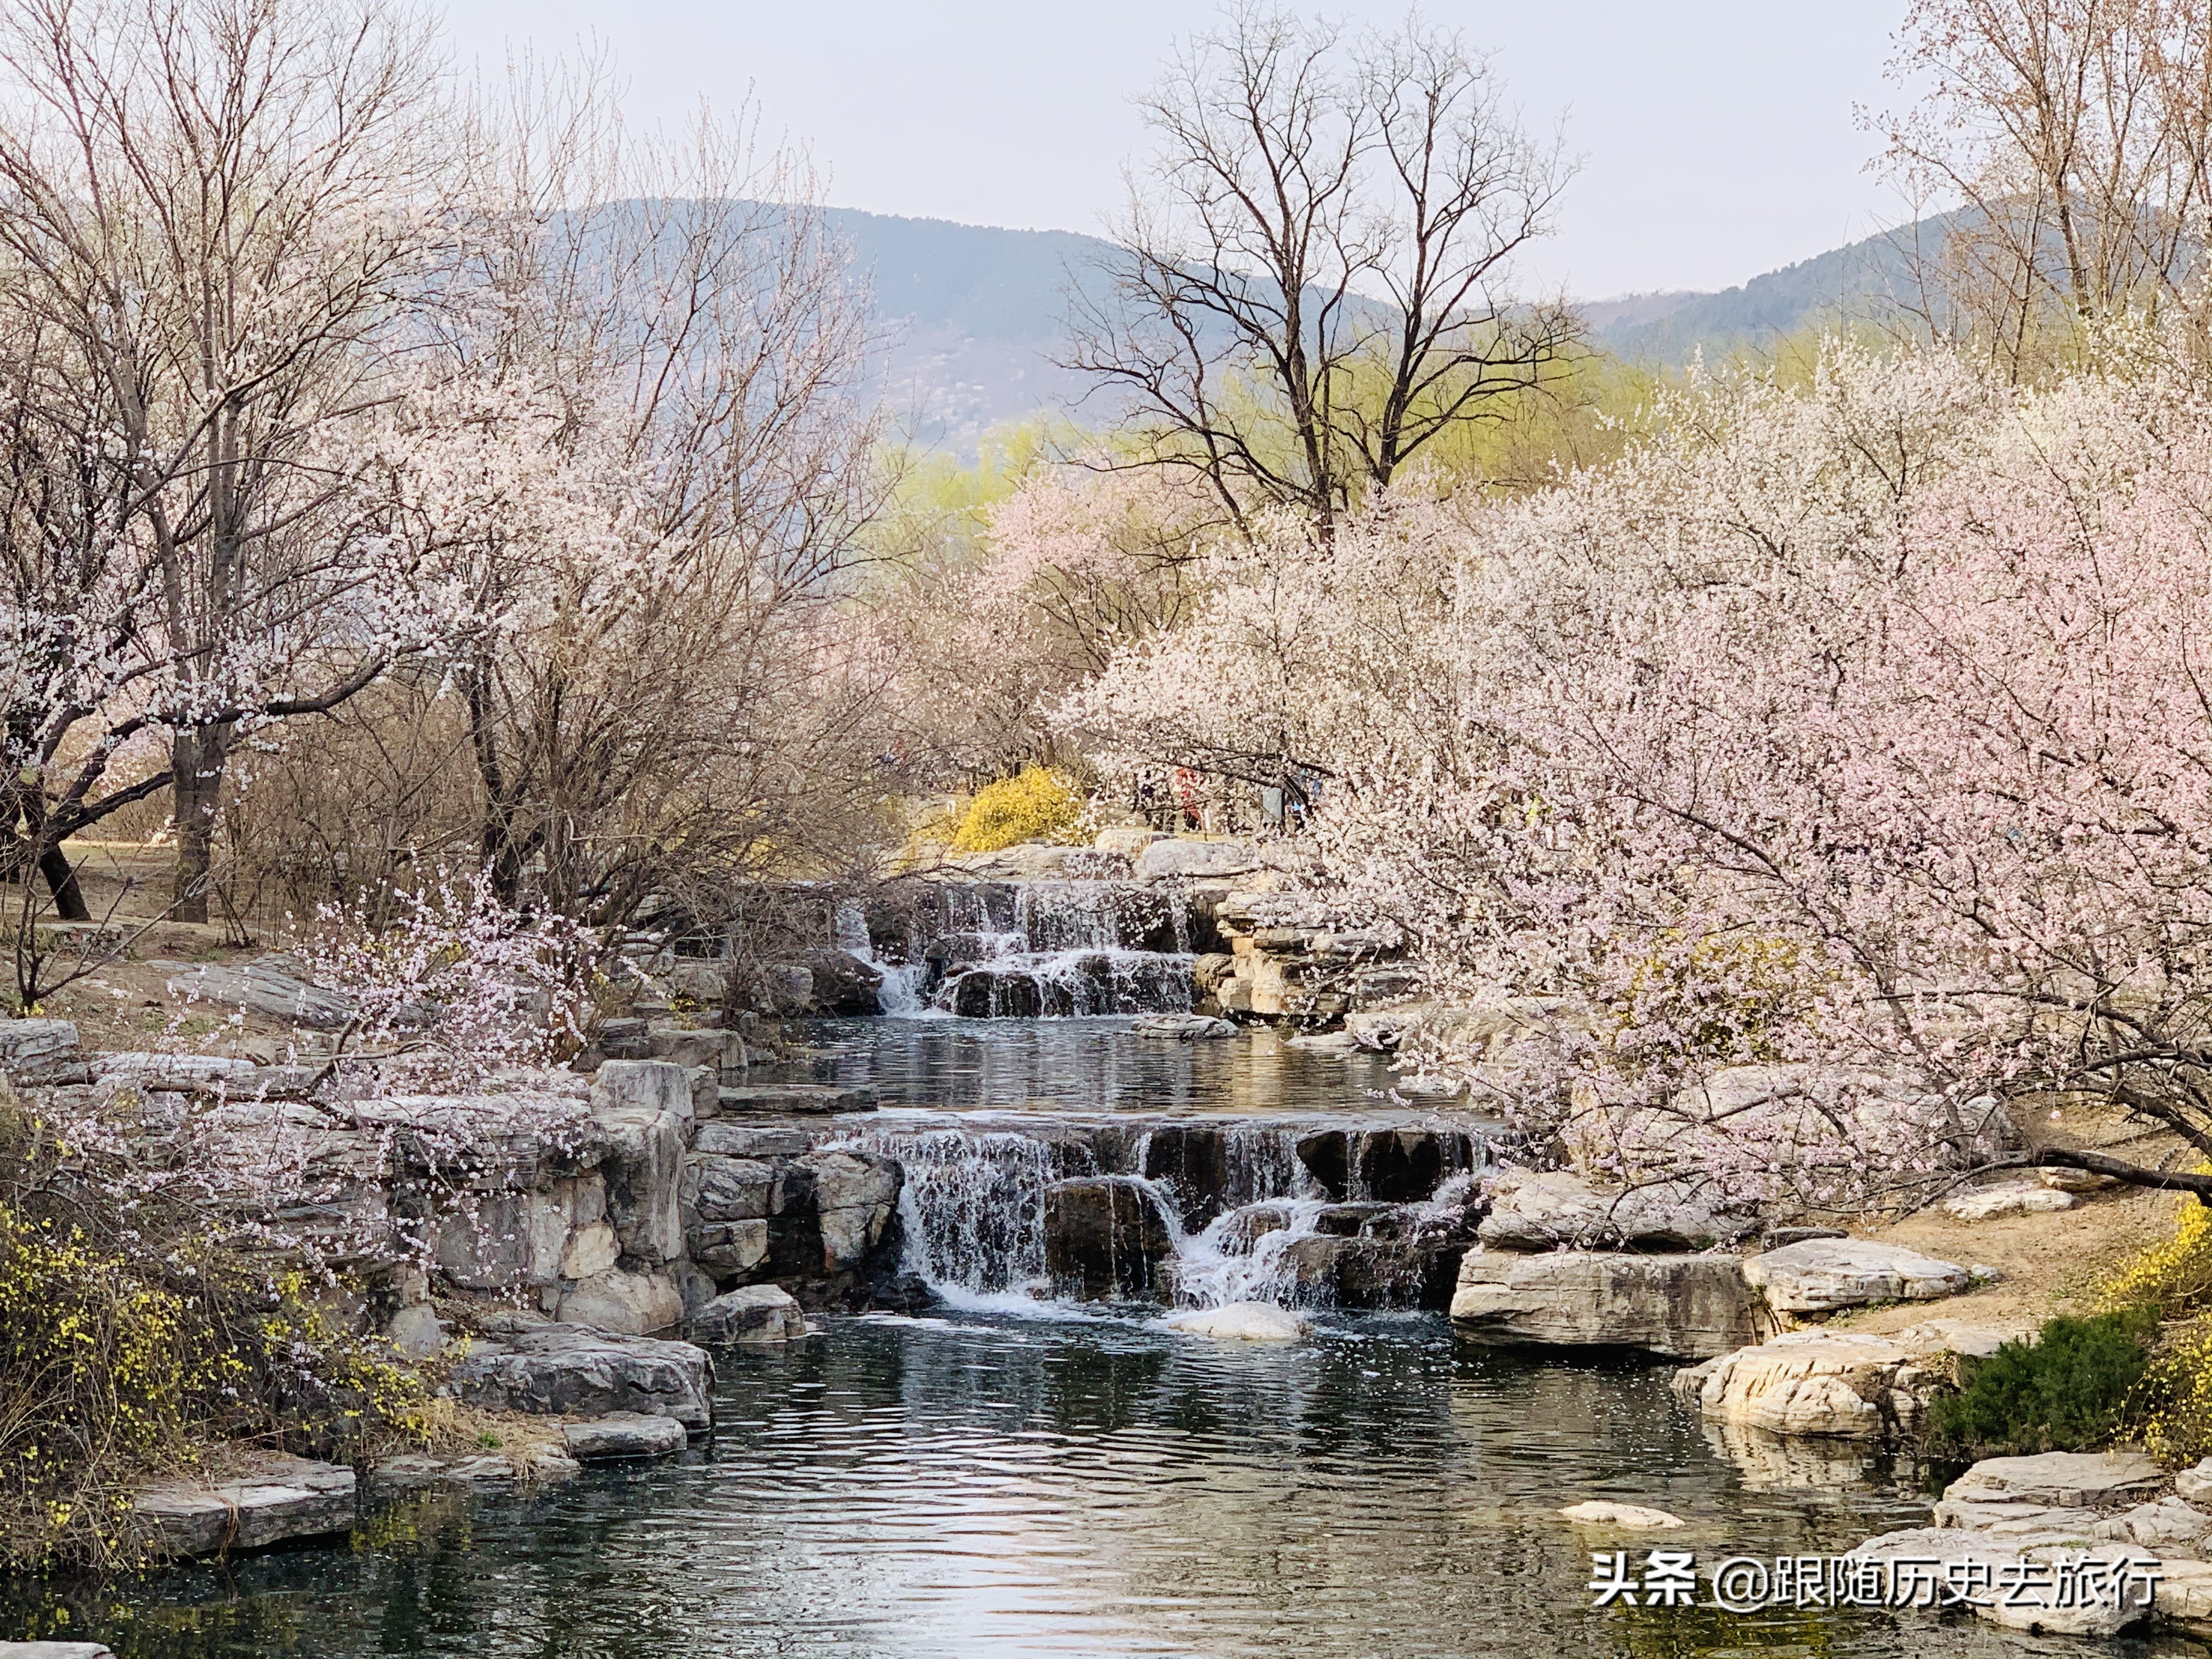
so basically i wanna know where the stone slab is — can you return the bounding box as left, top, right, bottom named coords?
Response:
left=1673, top=1329, right=1942, bottom=1440
left=1451, top=1250, right=1772, bottom=1359
left=562, top=1412, right=690, bottom=1459
left=133, top=1454, right=356, bottom=1557
left=1943, top=1452, right=2168, bottom=1509
left=1741, top=1238, right=1970, bottom=1312
left=449, top=1323, right=714, bottom=1430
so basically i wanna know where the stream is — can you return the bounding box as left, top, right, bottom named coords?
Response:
left=0, top=1019, right=2170, bottom=1657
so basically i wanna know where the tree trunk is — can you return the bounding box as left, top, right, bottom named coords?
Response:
left=170, top=726, right=231, bottom=924
left=37, top=842, right=88, bottom=922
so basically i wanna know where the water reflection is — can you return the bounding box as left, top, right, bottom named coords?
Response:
left=810, top=1015, right=1432, bottom=1122
left=1, top=1312, right=2163, bottom=1658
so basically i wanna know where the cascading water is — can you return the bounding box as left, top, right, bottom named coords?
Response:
left=838, top=1118, right=1482, bottom=1312
left=868, top=880, right=1199, bottom=1017
left=835, top=901, right=923, bottom=1015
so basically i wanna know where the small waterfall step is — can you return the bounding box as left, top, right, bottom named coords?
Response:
left=716, top=1084, right=879, bottom=1116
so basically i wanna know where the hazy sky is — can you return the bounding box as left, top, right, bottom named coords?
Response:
left=437, top=1, right=1915, bottom=300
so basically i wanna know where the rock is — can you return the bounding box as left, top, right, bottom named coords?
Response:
left=591, top=1091, right=686, bottom=1266
left=945, top=843, right=1089, bottom=880
left=1280, top=1233, right=1459, bottom=1308
left=1558, top=1500, right=1686, bottom=1528
left=2178, top=1458, right=2212, bottom=1502
left=1846, top=1526, right=2158, bottom=1637
left=1284, top=1031, right=1361, bottom=1055
left=1344, top=1010, right=1408, bottom=1051
left=714, top=1084, right=878, bottom=1115
left=1476, top=1167, right=1733, bottom=1252
left=561, top=1412, right=690, bottom=1459
left=1296, top=1128, right=1477, bottom=1204
left=1933, top=1499, right=2105, bottom=1536
left=1741, top=1237, right=1970, bottom=1312
left=431, top=1178, right=610, bottom=1292
left=449, top=1322, right=714, bottom=1430
left=154, top=956, right=357, bottom=1030
left=804, top=949, right=883, bottom=1015
left=798, top=1148, right=901, bottom=1272
left=1043, top=1177, right=1175, bottom=1300
left=91, top=1051, right=260, bottom=1088
left=592, top=1058, right=695, bottom=1122
left=1672, top=1329, right=1945, bottom=1440
left=1135, top=839, right=1262, bottom=881
left=369, top=1446, right=582, bottom=1488
left=1889, top=1317, right=2040, bottom=1358
left=385, top=1302, right=447, bottom=1357
left=133, top=1453, right=356, bottom=1558
left=0, top=1644, right=117, bottom=1657
left=694, top=1123, right=814, bottom=1159
left=689, top=1283, right=808, bottom=1344
left=2160, top=1559, right=2212, bottom=1633
left=2096, top=1497, right=2211, bottom=1548
left=1390, top=1073, right=1466, bottom=1099
left=2039, top=1166, right=2121, bottom=1193
left=662, top=960, right=735, bottom=1004
left=1163, top=1302, right=1310, bottom=1341
left=1095, top=825, right=1167, bottom=857
left=1942, top=1451, right=2168, bottom=1509
left=0, top=1018, right=82, bottom=1083
left=1760, top=1226, right=1850, bottom=1251
left=1451, top=1251, right=1774, bottom=1359
left=1942, top=1182, right=2080, bottom=1221
left=550, top=1267, right=683, bottom=1335
left=1130, top=1013, right=1237, bottom=1040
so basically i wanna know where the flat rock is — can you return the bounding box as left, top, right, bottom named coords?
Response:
left=714, top=1084, right=877, bottom=1115
left=549, top=1267, right=683, bottom=1335
left=1741, top=1238, right=1970, bottom=1312
left=1476, top=1167, right=1733, bottom=1252
left=1673, top=1329, right=1944, bottom=1440
left=561, top=1412, right=690, bottom=1459
left=449, top=1322, right=714, bottom=1430
left=1558, top=1501, right=1685, bottom=1528
left=1283, top=1031, right=1361, bottom=1055
left=1163, top=1302, right=1310, bottom=1341
left=1846, top=1526, right=2158, bottom=1636
left=1130, top=1013, right=1237, bottom=1040
left=1134, top=839, right=1262, bottom=881
left=2039, top=1166, right=2120, bottom=1193
left=1944, top=1451, right=2168, bottom=1508
left=1942, top=1182, right=2080, bottom=1221
left=1451, top=1250, right=1773, bottom=1360
left=369, top=1446, right=580, bottom=1488
left=1889, top=1317, right=2040, bottom=1359
left=693, top=1122, right=813, bottom=1159
left=153, top=957, right=357, bottom=1030
left=1932, top=1499, right=2105, bottom=1537
left=0, top=1645, right=117, bottom=1658
left=133, top=1454, right=356, bottom=1558
left=688, top=1284, right=808, bottom=1344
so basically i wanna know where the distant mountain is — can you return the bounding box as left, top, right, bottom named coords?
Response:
left=822, top=208, right=1117, bottom=450
left=1590, top=221, right=1941, bottom=363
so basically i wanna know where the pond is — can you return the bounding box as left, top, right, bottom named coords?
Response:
left=4, top=1311, right=2146, bottom=1659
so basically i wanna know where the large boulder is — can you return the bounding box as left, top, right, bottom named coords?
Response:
left=449, top=1322, right=714, bottom=1429
left=1450, top=1251, right=1774, bottom=1359
left=1672, top=1329, right=1946, bottom=1439
left=1475, top=1167, right=1735, bottom=1252
left=132, top=1454, right=356, bottom=1558
left=562, top=1412, right=689, bottom=1460
left=1043, top=1177, right=1175, bottom=1300
left=791, top=1148, right=901, bottom=1273
left=1741, top=1237, right=1971, bottom=1313
left=803, top=949, right=884, bottom=1015
left=1163, top=1302, right=1309, bottom=1341
left=1280, top=1233, right=1460, bottom=1308
left=549, top=1266, right=684, bottom=1335
left=1943, top=1182, right=2080, bottom=1221
left=689, top=1283, right=808, bottom=1344
left=432, top=1175, right=611, bottom=1291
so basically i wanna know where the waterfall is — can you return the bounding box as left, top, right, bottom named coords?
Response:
left=870, top=880, right=1198, bottom=1018
left=836, top=1119, right=1449, bottom=1312
left=836, top=900, right=924, bottom=1016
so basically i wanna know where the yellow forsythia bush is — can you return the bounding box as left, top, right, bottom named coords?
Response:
left=951, top=765, right=1081, bottom=852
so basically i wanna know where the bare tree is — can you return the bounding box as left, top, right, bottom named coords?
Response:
left=1876, top=0, right=2212, bottom=375
left=0, top=0, right=461, bottom=922
left=1066, top=4, right=1579, bottom=538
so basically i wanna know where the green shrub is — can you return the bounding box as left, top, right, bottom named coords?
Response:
left=1927, top=1308, right=2157, bottom=1457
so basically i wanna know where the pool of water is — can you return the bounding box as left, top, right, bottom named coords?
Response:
left=1, top=1310, right=2153, bottom=1659
left=808, top=1016, right=1432, bottom=1122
